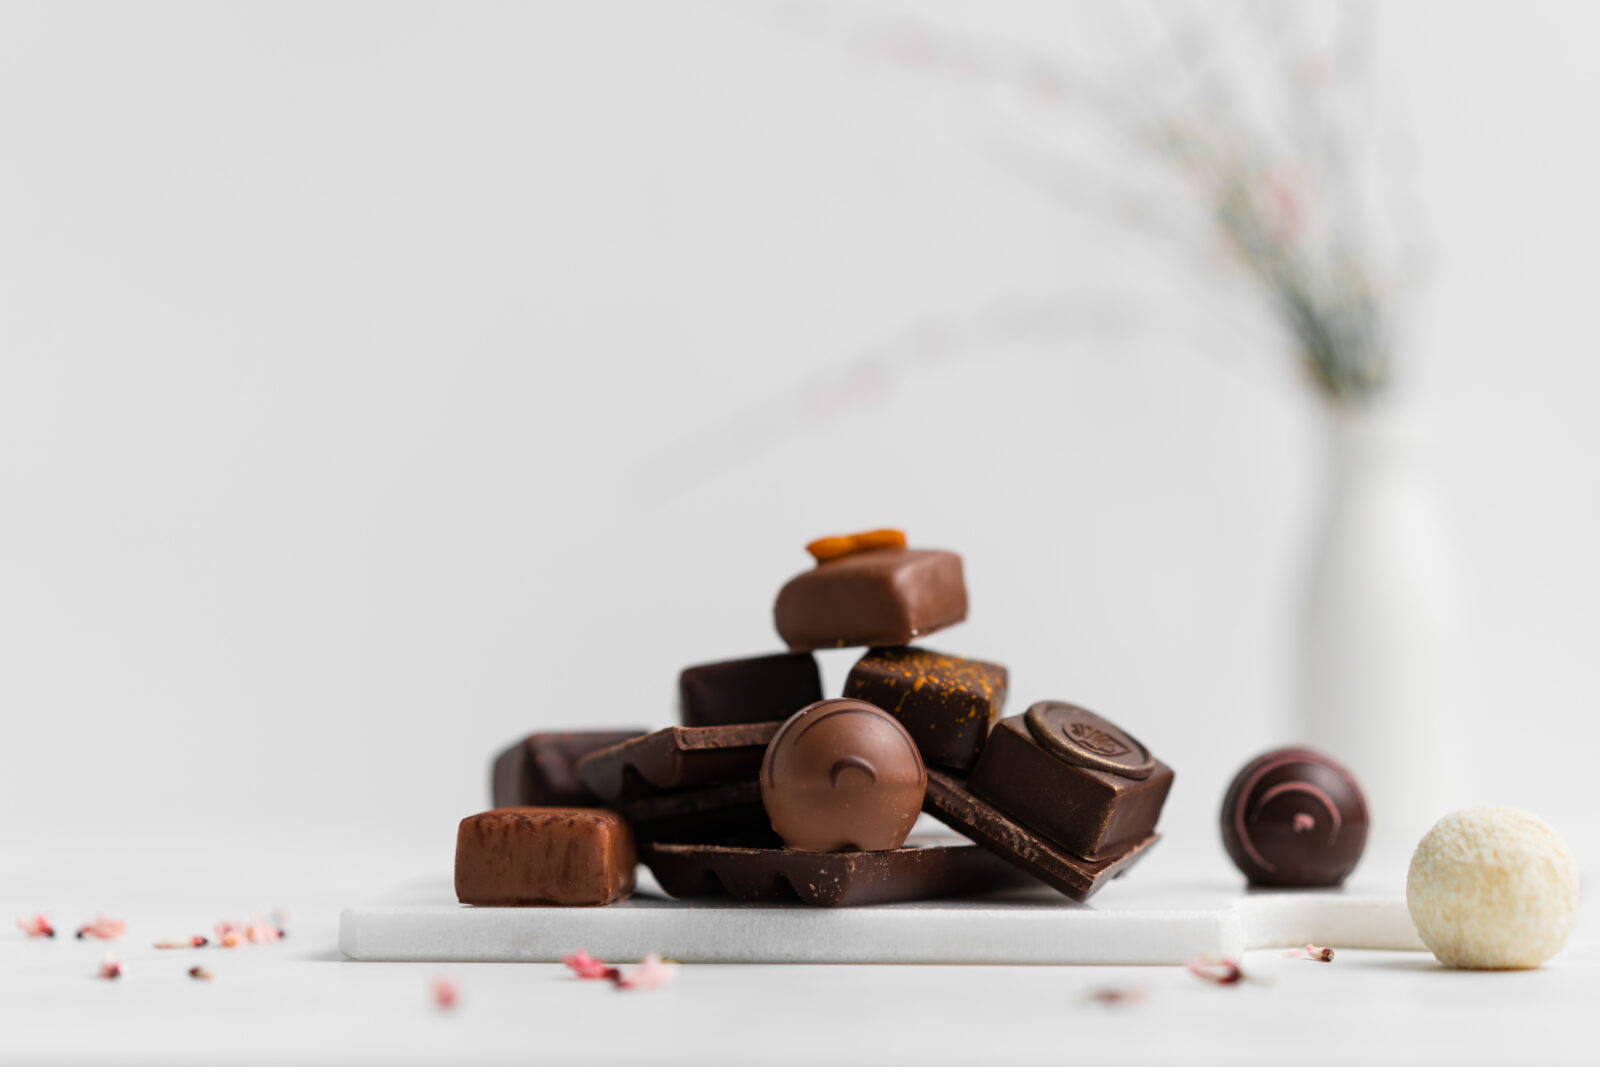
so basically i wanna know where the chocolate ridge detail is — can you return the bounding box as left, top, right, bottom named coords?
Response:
left=921, top=769, right=1160, bottom=902
left=575, top=722, right=781, bottom=803
left=638, top=839, right=1030, bottom=907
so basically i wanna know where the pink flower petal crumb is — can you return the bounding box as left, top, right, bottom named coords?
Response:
left=75, top=916, right=127, bottom=941
left=16, top=914, right=55, bottom=939
left=431, top=976, right=459, bottom=1011
left=1283, top=943, right=1335, bottom=962
left=98, top=954, right=122, bottom=980
left=1187, top=955, right=1244, bottom=985
left=1086, top=985, right=1148, bottom=1007
left=562, top=949, right=620, bottom=982
left=615, top=954, right=678, bottom=992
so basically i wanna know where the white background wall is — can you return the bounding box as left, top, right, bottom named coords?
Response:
left=2, top=1, right=1596, bottom=884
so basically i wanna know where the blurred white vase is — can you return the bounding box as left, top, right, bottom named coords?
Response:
left=1299, top=402, right=1467, bottom=864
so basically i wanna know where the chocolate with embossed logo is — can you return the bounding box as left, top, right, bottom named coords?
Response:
left=1024, top=702, right=1155, bottom=780
left=969, top=708, right=1173, bottom=861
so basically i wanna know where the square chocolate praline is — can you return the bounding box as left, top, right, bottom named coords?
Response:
left=845, top=647, right=1007, bottom=770
left=773, top=548, right=967, bottom=651
left=678, top=652, right=822, bottom=727
left=967, top=716, right=1173, bottom=861
left=455, top=807, right=636, bottom=906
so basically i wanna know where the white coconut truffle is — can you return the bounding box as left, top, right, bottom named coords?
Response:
left=1406, top=806, right=1578, bottom=969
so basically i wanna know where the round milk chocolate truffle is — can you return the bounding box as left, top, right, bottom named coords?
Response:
left=1220, top=747, right=1368, bottom=888
left=760, top=698, right=926, bottom=853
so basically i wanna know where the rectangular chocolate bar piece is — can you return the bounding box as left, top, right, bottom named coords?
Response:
left=455, top=807, right=636, bottom=906
left=773, top=547, right=967, bottom=651
left=491, top=730, right=647, bottom=808
left=574, top=722, right=781, bottom=803
left=639, top=837, right=1032, bottom=907
left=967, top=705, right=1173, bottom=860
left=845, top=646, right=1007, bottom=770
left=922, top=769, right=1159, bottom=903
left=617, top=781, right=778, bottom=846
left=678, top=652, right=822, bottom=728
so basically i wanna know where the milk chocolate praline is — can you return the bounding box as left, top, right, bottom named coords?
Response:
left=759, top=698, right=926, bottom=853
left=1220, top=747, right=1368, bottom=888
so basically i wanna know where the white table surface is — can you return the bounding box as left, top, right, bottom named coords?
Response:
left=3, top=829, right=1593, bottom=1066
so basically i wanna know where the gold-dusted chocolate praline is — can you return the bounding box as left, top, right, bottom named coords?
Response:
left=1023, top=701, right=1155, bottom=780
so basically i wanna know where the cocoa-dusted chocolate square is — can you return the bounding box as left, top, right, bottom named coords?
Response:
left=678, top=652, right=822, bottom=728
left=966, top=703, right=1173, bottom=861
left=490, top=730, right=647, bottom=808
left=845, top=646, right=1007, bottom=770
left=774, top=546, right=967, bottom=651
left=455, top=807, right=636, bottom=907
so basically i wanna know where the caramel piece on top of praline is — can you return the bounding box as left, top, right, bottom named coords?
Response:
left=805, top=528, right=906, bottom=563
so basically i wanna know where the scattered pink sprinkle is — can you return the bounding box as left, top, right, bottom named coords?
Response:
left=98, top=953, right=122, bottom=980
left=75, top=916, right=126, bottom=941
left=1187, top=955, right=1244, bottom=985
left=562, top=949, right=620, bottom=982
left=1086, top=985, right=1148, bottom=1007
left=614, top=954, right=678, bottom=992
left=1283, top=943, right=1335, bottom=962
left=245, top=912, right=282, bottom=944
left=431, top=976, right=459, bottom=1011
left=155, top=936, right=209, bottom=949
left=16, top=914, right=55, bottom=939
left=188, top=966, right=214, bottom=981
left=214, top=920, right=248, bottom=948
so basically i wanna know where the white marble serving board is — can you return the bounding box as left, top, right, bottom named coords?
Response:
left=340, top=870, right=1424, bottom=965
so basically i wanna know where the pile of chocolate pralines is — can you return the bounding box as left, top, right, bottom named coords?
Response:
left=457, top=529, right=1178, bottom=909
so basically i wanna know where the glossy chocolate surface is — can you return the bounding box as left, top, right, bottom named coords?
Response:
left=678, top=652, right=822, bottom=728
left=454, top=807, right=636, bottom=907
left=490, top=730, right=646, bottom=808
left=922, top=769, right=1160, bottom=902
left=968, top=708, right=1173, bottom=860
left=759, top=699, right=926, bottom=853
left=846, top=646, right=1007, bottom=770
left=1220, top=747, right=1368, bottom=888
left=773, top=547, right=967, bottom=651
left=574, top=722, right=780, bottom=803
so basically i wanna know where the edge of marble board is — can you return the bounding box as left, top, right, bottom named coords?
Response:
left=340, top=895, right=1244, bottom=965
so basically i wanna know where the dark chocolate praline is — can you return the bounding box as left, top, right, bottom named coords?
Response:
left=1219, top=747, right=1368, bottom=889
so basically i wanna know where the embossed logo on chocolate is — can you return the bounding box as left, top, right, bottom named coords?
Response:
left=1024, top=702, right=1155, bottom=780
left=1066, top=721, right=1132, bottom=758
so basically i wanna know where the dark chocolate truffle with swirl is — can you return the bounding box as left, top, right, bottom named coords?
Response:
left=760, top=699, right=927, bottom=853
left=1220, top=747, right=1369, bottom=888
